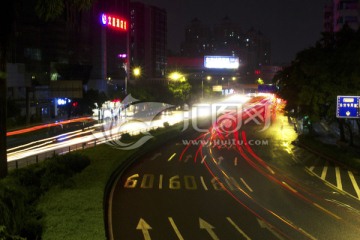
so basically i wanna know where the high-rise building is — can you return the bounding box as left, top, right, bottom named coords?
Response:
left=180, top=18, right=213, bottom=57
left=324, top=0, right=360, bottom=32
left=88, top=0, right=130, bottom=92
left=6, top=0, right=130, bottom=119
left=130, top=2, right=167, bottom=81
left=177, top=16, right=271, bottom=84
left=213, top=16, right=243, bottom=56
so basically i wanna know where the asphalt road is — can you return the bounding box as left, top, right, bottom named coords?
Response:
left=108, top=103, right=360, bottom=240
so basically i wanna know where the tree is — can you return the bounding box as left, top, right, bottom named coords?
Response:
left=275, top=26, right=360, bottom=144
left=168, top=80, right=192, bottom=104
left=0, top=0, right=95, bottom=178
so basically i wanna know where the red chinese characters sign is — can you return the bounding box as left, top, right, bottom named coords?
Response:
left=101, top=13, right=127, bottom=31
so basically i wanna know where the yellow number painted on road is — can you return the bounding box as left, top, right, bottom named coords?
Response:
left=124, top=174, right=139, bottom=188
left=169, top=175, right=181, bottom=189
left=141, top=174, right=154, bottom=189
left=184, top=176, right=197, bottom=190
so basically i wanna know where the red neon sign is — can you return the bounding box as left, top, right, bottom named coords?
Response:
left=101, top=13, right=127, bottom=31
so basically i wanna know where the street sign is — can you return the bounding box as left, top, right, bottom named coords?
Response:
left=212, top=85, right=222, bottom=92
left=336, top=96, right=360, bottom=118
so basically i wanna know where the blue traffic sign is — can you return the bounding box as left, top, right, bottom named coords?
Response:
left=336, top=96, right=360, bottom=118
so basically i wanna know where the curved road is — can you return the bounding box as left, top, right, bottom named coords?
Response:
left=107, top=100, right=360, bottom=240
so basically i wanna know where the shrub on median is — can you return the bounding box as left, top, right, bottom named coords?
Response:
left=0, top=152, right=90, bottom=239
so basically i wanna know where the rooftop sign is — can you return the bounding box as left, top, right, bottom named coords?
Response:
left=101, top=13, right=127, bottom=31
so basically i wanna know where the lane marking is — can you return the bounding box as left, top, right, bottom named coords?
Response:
left=348, top=171, right=360, bottom=199
left=313, top=203, right=341, bottom=220
left=150, top=153, right=162, bottom=161
left=335, top=166, right=343, bottom=190
left=240, top=178, right=253, bottom=192
left=234, top=157, right=238, bottom=166
left=308, top=166, right=315, bottom=172
left=201, top=155, right=207, bottom=164
left=282, top=181, right=297, bottom=193
left=267, top=166, right=275, bottom=175
left=200, top=176, right=209, bottom=191
left=168, top=153, right=176, bottom=161
left=321, top=161, right=328, bottom=180
left=226, top=217, right=251, bottom=240
left=168, top=217, right=184, bottom=240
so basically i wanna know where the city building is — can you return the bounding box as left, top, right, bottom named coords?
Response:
left=324, top=0, right=360, bottom=32
left=88, top=0, right=130, bottom=93
left=6, top=0, right=130, bottom=120
left=171, top=16, right=271, bottom=88
left=130, top=2, right=167, bottom=81
left=180, top=18, right=213, bottom=57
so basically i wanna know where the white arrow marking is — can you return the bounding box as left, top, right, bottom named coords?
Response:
left=199, top=218, right=219, bottom=240
left=217, top=156, right=224, bottom=165
left=184, top=154, right=192, bottom=162
left=136, top=218, right=152, bottom=240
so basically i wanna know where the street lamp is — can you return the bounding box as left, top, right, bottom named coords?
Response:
left=133, top=67, right=141, bottom=78
left=168, top=71, right=186, bottom=82
left=202, top=75, right=212, bottom=99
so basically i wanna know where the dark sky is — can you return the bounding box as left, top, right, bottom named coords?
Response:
left=137, top=0, right=329, bottom=64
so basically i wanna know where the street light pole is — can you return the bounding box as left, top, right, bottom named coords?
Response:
left=202, top=79, right=204, bottom=99
left=125, top=26, right=130, bottom=95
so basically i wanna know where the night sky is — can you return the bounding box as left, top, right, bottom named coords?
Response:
left=138, top=0, right=329, bottom=64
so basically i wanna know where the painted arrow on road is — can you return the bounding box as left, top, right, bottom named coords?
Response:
left=199, top=218, right=219, bottom=240
left=136, top=218, right=152, bottom=240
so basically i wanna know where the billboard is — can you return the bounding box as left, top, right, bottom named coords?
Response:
left=336, top=96, right=360, bottom=118
left=204, top=56, right=239, bottom=69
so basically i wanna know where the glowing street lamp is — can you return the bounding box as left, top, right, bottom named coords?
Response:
left=133, top=67, right=141, bottom=78
left=202, top=75, right=212, bottom=99
left=168, top=71, right=185, bottom=82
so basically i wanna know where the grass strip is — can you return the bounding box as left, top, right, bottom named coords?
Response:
left=37, top=124, right=183, bottom=240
